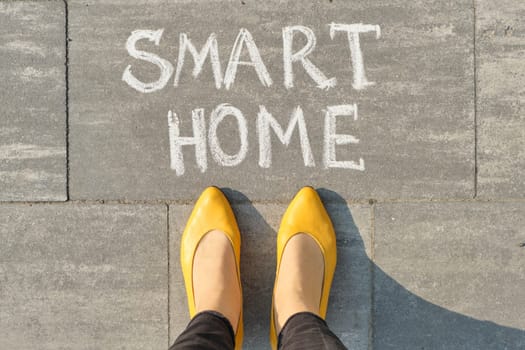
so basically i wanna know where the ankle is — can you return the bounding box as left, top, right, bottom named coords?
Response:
left=193, top=230, right=241, bottom=332
left=273, top=233, right=324, bottom=333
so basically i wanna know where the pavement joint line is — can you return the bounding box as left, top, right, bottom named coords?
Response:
left=473, top=0, right=479, bottom=199
left=0, top=0, right=60, bottom=2
left=1, top=197, right=525, bottom=206
left=63, top=0, right=70, bottom=201
left=368, top=203, right=376, bottom=350
left=166, top=203, right=171, bottom=348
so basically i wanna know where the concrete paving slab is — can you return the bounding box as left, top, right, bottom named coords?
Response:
left=373, top=202, right=525, bottom=349
left=70, top=0, right=474, bottom=201
left=477, top=0, right=525, bottom=198
left=169, top=190, right=372, bottom=349
left=0, top=1, right=66, bottom=201
left=0, top=204, right=168, bottom=349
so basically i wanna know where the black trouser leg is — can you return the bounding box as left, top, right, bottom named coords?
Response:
left=278, top=312, right=347, bottom=350
left=169, top=311, right=235, bottom=350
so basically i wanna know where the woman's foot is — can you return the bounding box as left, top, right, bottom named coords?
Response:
left=273, top=233, right=324, bottom=334
left=193, top=229, right=242, bottom=331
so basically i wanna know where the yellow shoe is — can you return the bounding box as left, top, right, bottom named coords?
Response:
left=180, top=186, right=243, bottom=350
left=270, top=186, right=337, bottom=350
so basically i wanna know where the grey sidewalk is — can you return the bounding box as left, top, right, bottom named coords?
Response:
left=1, top=201, right=524, bottom=349
left=1, top=0, right=524, bottom=349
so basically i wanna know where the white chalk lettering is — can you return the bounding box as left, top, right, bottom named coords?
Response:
left=224, top=28, right=273, bottom=90
left=330, top=23, right=381, bottom=90
left=208, top=104, right=249, bottom=166
left=122, top=29, right=174, bottom=93
left=173, top=33, right=223, bottom=89
left=283, top=25, right=337, bottom=90
left=257, top=105, right=315, bottom=168
left=123, top=24, right=381, bottom=175
left=167, top=109, right=207, bottom=176
left=323, top=104, right=365, bottom=170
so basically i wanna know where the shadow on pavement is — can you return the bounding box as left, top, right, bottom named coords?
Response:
left=221, top=187, right=525, bottom=349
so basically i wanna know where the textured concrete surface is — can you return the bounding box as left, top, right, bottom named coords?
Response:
left=2, top=0, right=525, bottom=349
left=69, top=0, right=474, bottom=201
left=0, top=1, right=66, bottom=201
left=373, top=202, right=525, bottom=349
left=477, top=0, right=525, bottom=198
left=0, top=204, right=168, bottom=349
left=169, top=197, right=372, bottom=349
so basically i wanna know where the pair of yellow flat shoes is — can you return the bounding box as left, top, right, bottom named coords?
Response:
left=180, top=186, right=337, bottom=350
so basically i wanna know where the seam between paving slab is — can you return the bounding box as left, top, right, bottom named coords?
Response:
left=64, top=0, right=70, bottom=201
left=473, top=0, right=478, bottom=199
left=368, top=203, right=376, bottom=350
left=1, top=198, right=525, bottom=206
left=166, top=203, right=171, bottom=348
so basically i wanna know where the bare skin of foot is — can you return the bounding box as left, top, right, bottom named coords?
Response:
left=274, top=233, right=324, bottom=334
left=193, top=229, right=242, bottom=332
